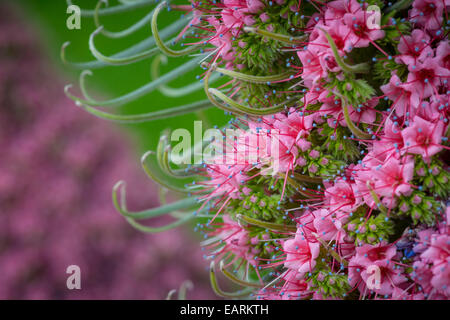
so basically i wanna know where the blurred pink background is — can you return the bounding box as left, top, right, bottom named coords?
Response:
left=0, top=4, right=213, bottom=300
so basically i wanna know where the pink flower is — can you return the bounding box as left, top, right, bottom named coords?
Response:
left=396, top=29, right=434, bottom=65
left=295, top=211, right=318, bottom=240
left=297, top=47, right=327, bottom=88
left=372, top=156, right=415, bottom=198
left=273, top=108, right=314, bottom=150
left=316, top=20, right=353, bottom=53
left=235, top=129, right=272, bottom=167
left=405, top=57, right=450, bottom=99
left=402, top=116, right=445, bottom=158
left=414, top=228, right=435, bottom=253
left=246, top=0, right=265, bottom=13
left=420, top=234, right=449, bottom=264
left=203, top=161, right=250, bottom=199
left=348, top=242, right=406, bottom=296
left=206, top=17, right=235, bottom=61
left=324, top=0, right=362, bottom=21
left=312, top=209, right=346, bottom=242
left=436, top=40, right=450, bottom=69
left=430, top=257, right=450, bottom=297
left=391, top=287, right=425, bottom=300
left=283, top=233, right=320, bottom=274
left=426, top=94, right=449, bottom=122
left=343, top=10, right=385, bottom=48
left=216, top=215, right=257, bottom=265
left=409, top=0, right=445, bottom=31
left=348, top=97, right=378, bottom=125
left=221, top=0, right=264, bottom=28
left=411, top=260, right=435, bottom=293
left=381, top=74, right=421, bottom=117
left=325, top=180, right=361, bottom=215
left=319, top=96, right=347, bottom=128
left=279, top=277, right=310, bottom=300
left=381, top=118, right=405, bottom=151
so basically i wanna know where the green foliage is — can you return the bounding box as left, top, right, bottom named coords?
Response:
left=230, top=191, right=285, bottom=223
left=397, top=191, right=442, bottom=226
left=345, top=210, right=395, bottom=245
left=373, top=55, right=408, bottom=83
left=326, top=76, right=376, bottom=107
left=306, top=267, right=350, bottom=299
left=314, top=125, right=361, bottom=163
left=414, top=157, right=450, bottom=200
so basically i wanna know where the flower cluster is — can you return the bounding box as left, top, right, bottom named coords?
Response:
left=65, top=0, right=449, bottom=300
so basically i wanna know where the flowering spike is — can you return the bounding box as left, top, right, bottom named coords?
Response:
left=63, top=0, right=450, bottom=300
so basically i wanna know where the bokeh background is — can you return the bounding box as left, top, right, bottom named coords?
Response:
left=0, top=0, right=228, bottom=299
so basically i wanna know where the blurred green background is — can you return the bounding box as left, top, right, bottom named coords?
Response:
left=18, top=0, right=228, bottom=154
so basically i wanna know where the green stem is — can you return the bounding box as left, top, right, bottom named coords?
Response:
left=89, top=26, right=173, bottom=65
left=141, top=151, right=194, bottom=193
left=125, top=213, right=194, bottom=233
left=292, top=172, right=323, bottom=184
left=236, top=214, right=297, bottom=233
left=209, top=88, right=286, bottom=116
left=94, top=0, right=156, bottom=39
left=209, top=261, right=254, bottom=298
left=385, top=0, right=413, bottom=13
left=76, top=99, right=212, bottom=123
left=219, top=261, right=263, bottom=288
left=152, top=1, right=202, bottom=57
left=244, top=26, right=307, bottom=46
left=156, top=131, right=199, bottom=178
left=214, top=66, right=294, bottom=84
left=61, top=17, right=190, bottom=69
left=66, top=0, right=155, bottom=17
left=333, top=92, right=372, bottom=140
left=366, top=181, right=388, bottom=214
left=152, top=55, right=220, bottom=97
left=203, top=65, right=247, bottom=116
left=65, top=55, right=202, bottom=107
left=319, top=27, right=370, bottom=74
left=112, top=181, right=199, bottom=219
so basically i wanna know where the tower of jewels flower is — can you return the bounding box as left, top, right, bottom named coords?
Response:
left=64, top=0, right=450, bottom=300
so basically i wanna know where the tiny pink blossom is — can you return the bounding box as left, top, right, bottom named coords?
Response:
left=402, top=116, right=445, bottom=158
left=283, top=233, right=320, bottom=274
